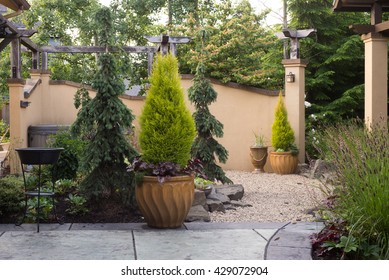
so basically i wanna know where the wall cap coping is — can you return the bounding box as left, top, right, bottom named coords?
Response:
left=24, top=79, right=42, bottom=99
left=7, top=78, right=26, bottom=85
left=48, top=76, right=280, bottom=99
left=181, top=74, right=280, bottom=96
left=30, top=69, right=51, bottom=75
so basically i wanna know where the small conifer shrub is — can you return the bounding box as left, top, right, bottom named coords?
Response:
left=139, top=52, right=196, bottom=168
left=188, top=61, right=232, bottom=184
left=271, top=92, right=296, bottom=152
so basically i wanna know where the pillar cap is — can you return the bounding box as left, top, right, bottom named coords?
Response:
left=361, top=32, right=389, bottom=41
left=282, top=59, right=309, bottom=66
left=30, top=69, right=51, bottom=75
left=7, top=78, right=26, bottom=85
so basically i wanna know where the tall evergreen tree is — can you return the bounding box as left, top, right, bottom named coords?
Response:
left=71, top=7, right=138, bottom=203
left=188, top=30, right=232, bottom=184
left=288, top=0, right=369, bottom=123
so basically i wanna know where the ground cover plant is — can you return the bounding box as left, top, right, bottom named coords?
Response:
left=312, top=120, right=389, bottom=259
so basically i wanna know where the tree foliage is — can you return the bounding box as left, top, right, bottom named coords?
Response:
left=71, top=7, right=138, bottom=203
left=20, top=0, right=101, bottom=83
left=175, top=0, right=276, bottom=88
left=288, top=0, right=369, bottom=123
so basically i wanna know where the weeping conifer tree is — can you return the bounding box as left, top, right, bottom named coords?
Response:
left=71, top=7, right=138, bottom=204
left=188, top=31, right=232, bottom=184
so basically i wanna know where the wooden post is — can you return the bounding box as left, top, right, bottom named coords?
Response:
left=10, top=39, right=21, bottom=79
left=32, top=51, right=39, bottom=69
left=170, top=43, right=177, bottom=56
left=148, top=52, right=154, bottom=76
left=160, top=34, right=169, bottom=55
left=41, top=52, right=48, bottom=70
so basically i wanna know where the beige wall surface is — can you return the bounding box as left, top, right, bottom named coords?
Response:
left=9, top=73, right=279, bottom=172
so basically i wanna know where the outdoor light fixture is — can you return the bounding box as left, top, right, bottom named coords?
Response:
left=286, top=72, right=295, bottom=83
left=20, top=101, right=31, bottom=108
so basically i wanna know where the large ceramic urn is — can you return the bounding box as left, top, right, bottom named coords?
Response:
left=136, top=175, right=194, bottom=228
left=269, top=151, right=298, bottom=175
left=250, top=146, right=268, bottom=173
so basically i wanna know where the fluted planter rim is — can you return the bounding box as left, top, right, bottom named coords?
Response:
left=141, top=174, right=195, bottom=183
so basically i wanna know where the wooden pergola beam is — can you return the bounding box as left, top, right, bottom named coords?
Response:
left=350, top=21, right=389, bottom=36
left=0, top=37, right=12, bottom=51
left=39, top=45, right=158, bottom=53
left=0, top=0, right=30, bottom=11
left=21, top=37, right=39, bottom=52
left=333, top=0, right=389, bottom=12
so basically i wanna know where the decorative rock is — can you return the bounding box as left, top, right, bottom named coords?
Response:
left=193, top=189, right=207, bottom=207
left=224, top=205, right=237, bottom=211
left=215, top=184, right=244, bottom=200
left=206, top=199, right=225, bottom=213
left=229, top=200, right=252, bottom=208
left=207, top=192, right=230, bottom=204
left=185, top=205, right=211, bottom=222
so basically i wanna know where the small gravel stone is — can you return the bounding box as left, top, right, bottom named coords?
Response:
left=210, top=170, right=327, bottom=223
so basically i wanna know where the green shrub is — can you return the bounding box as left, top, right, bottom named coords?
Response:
left=0, top=176, right=24, bottom=217
left=0, top=119, right=9, bottom=142
left=47, top=130, right=86, bottom=180
left=271, top=92, right=295, bottom=152
left=316, top=120, right=389, bottom=259
left=65, top=194, right=88, bottom=216
left=139, top=53, right=196, bottom=167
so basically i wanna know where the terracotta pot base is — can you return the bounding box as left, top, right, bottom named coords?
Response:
left=136, top=175, right=194, bottom=228
left=269, top=151, right=298, bottom=175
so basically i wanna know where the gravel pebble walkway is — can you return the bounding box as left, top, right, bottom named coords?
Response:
left=210, top=170, right=327, bottom=223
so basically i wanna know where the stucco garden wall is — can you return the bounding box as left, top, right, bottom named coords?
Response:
left=8, top=71, right=279, bottom=173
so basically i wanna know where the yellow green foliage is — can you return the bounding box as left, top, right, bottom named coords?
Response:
left=139, top=53, right=196, bottom=167
left=271, top=92, right=295, bottom=151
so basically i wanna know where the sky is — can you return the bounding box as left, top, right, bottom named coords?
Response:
left=99, top=0, right=284, bottom=25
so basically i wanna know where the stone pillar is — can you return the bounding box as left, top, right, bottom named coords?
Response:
left=282, top=59, right=308, bottom=164
left=7, top=78, right=26, bottom=174
left=362, top=33, right=388, bottom=128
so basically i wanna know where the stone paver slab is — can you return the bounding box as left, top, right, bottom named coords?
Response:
left=253, top=229, right=278, bottom=241
left=133, top=229, right=267, bottom=260
left=266, top=245, right=312, bottom=260
left=0, top=230, right=135, bottom=260
left=0, top=223, right=72, bottom=232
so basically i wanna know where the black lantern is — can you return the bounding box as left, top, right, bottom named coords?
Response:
left=286, top=72, right=295, bottom=83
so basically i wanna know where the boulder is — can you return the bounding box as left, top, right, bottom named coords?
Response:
left=185, top=205, right=211, bottom=222
left=206, top=199, right=225, bottom=212
left=229, top=200, right=252, bottom=208
left=207, top=192, right=230, bottom=204
left=192, top=189, right=207, bottom=207
left=215, top=184, right=244, bottom=200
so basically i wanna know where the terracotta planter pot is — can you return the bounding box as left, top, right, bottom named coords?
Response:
left=269, top=151, right=298, bottom=175
left=136, top=175, right=194, bottom=228
left=250, top=146, right=268, bottom=173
